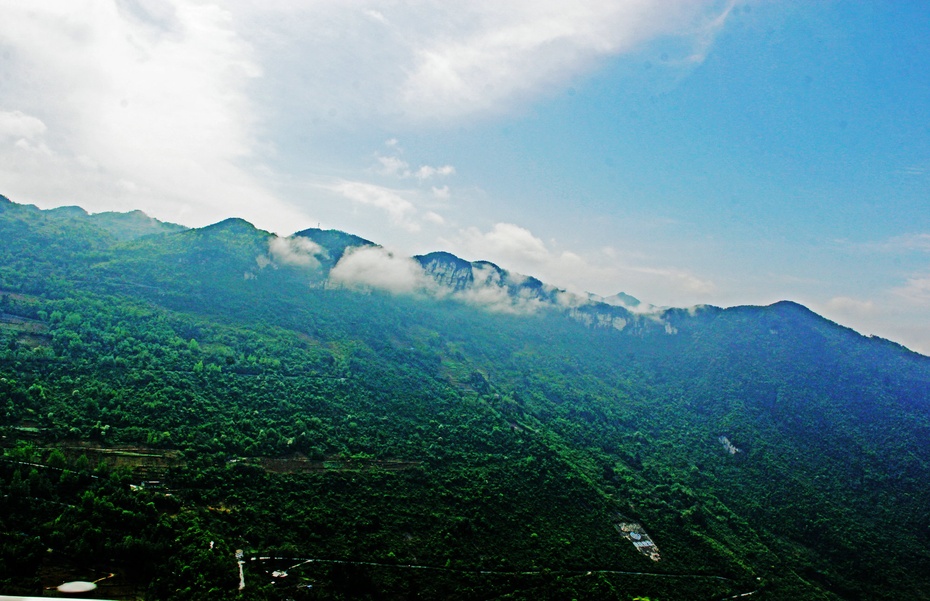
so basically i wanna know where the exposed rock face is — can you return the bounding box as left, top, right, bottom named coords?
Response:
left=415, top=252, right=560, bottom=304
left=412, top=251, right=661, bottom=330
left=415, top=252, right=475, bottom=292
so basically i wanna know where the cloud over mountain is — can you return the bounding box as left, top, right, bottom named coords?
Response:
left=448, top=222, right=715, bottom=305
left=329, top=246, right=430, bottom=295
left=268, top=235, right=326, bottom=268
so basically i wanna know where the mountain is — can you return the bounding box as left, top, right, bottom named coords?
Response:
left=44, top=204, right=187, bottom=241
left=293, top=227, right=375, bottom=270
left=594, top=291, right=648, bottom=311
left=1, top=196, right=929, bottom=601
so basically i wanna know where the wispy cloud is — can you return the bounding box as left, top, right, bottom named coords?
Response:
left=230, top=0, right=731, bottom=124
left=855, top=232, right=930, bottom=253
left=812, top=288, right=930, bottom=356
left=0, top=110, right=48, bottom=142
left=375, top=155, right=455, bottom=181
left=323, top=137, right=457, bottom=234
left=374, top=140, right=455, bottom=181
left=896, top=164, right=927, bottom=176
left=885, top=233, right=930, bottom=252
left=324, top=180, right=421, bottom=232
left=393, top=1, right=731, bottom=120
left=424, top=211, right=446, bottom=225
left=893, top=275, right=930, bottom=305
left=458, top=223, right=551, bottom=264
left=447, top=222, right=715, bottom=304
left=825, top=296, right=877, bottom=316
left=414, top=164, right=456, bottom=180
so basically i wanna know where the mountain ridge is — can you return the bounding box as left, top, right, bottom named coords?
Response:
left=1, top=197, right=909, bottom=352
left=2, top=195, right=929, bottom=600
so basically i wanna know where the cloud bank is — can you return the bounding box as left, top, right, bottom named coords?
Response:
left=325, top=181, right=424, bottom=233
left=324, top=239, right=674, bottom=327
left=327, top=244, right=582, bottom=315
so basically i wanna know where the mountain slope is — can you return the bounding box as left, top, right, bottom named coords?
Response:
left=1, top=197, right=929, bottom=600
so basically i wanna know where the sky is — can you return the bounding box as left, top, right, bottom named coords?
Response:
left=1, top=1, right=930, bottom=353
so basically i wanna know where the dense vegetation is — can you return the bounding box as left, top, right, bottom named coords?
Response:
left=2, top=194, right=929, bottom=600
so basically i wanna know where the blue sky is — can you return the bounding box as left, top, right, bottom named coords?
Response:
left=1, top=1, right=929, bottom=353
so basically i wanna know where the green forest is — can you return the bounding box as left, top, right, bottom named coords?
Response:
left=2, top=195, right=929, bottom=600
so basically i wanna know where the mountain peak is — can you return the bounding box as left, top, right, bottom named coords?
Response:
left=202, top=217, right=258, bottom=231
left=605, top=292, right=642, bottom=308
left=46, top=205, right=89, bottom=218
left=293, top=228, right=375, bottom=268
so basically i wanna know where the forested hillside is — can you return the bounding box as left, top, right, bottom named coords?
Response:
left=2, top=195, right=929, bottom=600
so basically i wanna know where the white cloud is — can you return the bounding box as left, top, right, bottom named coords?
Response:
left=229, top=0, right=730, bottom=124
left=0, top=110, right=48, bottom=141
left=459, top=223, right=551, bottom=264
left=325, top=180, right=420, bottom=232
left=0, top=0, right=308, bottom=231
left=374, top=142, right=455, bottom=181
left=377, top=155, right=410, bottom=178
left=268, top=235, right=326, bottom=268
left=857, top=232, right=930, bottom=254
left=414, top=164, right=455, bottom=180
left=893, top=275, right=930, bottom=305
left=825, top=296, right=876, bottom=313
left=457, top=281, right=544, bottom=314
left=363, top=9, right=388, bottom=25
left=629, top=265, right=717, bottom=296
left=461, top=262, right=584, bottom=315
left=329, top=246, right=430, bottom=294
left=884, top=233, right=930, bottom=253
left=808, top=289, right=930, bottom=356
left=327, top=240, right=566, bottom=315
left=0, top=109, right=52, bottom=156
left=897, top=164, right=927, bottom=177
left=424, top=211, right=446, bottom=225
left=447, top=222, right=715, bottom=305
left=395, top=1, right=730, bottom=120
